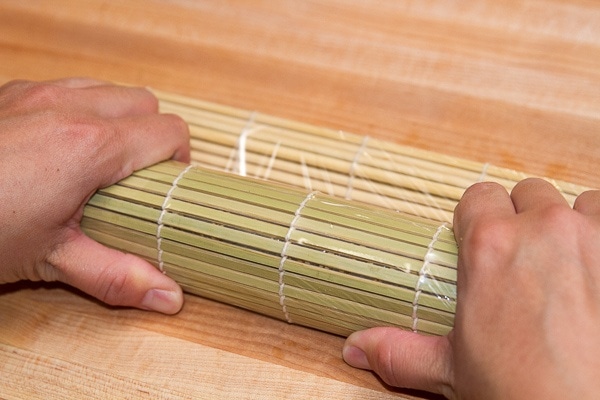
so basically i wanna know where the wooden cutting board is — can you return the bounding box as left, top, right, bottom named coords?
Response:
left=0, top=1, right=598, bottom=398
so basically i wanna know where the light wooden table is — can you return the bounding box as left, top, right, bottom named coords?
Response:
left=1, top=1, right=598, bottom=399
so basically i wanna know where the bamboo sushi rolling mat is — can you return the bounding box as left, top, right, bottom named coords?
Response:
left=1, top=1, right=599, bottom=399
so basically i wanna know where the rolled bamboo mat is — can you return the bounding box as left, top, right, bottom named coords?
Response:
left=154, top=89, right=590, bottom=223
left=83, top=90, right=593, bottom=338
left=82, top=161, right=456, bottom=337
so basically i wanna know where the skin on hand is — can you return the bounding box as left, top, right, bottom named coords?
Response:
left=0, top=78, right=190, bottom=314
left=343, top=179, right=600, bottom=399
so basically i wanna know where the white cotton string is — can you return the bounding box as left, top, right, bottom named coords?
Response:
left=262, top=140, right=281, bottom=180
left=156, top=164, right=194, bottom=273
left=477, top=162, right=490, bottom=182
left=236, top=111, right=257, bottom=177
left=224, top=111, right=257, bottom=174
left=300, top=154, right=313, bottom=191
left=277, top=191, right=318, bottom=323
left=411, top=223, right=448, bottom=332
left=345, top=135, right=370, bottom=200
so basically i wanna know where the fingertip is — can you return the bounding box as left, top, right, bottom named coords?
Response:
left=109, top=85, right=160, bottom=116
left=342, top=327, right=454, bottom=394
left=510, top=178, right=569, bottom=213
left=344, top=327, right=411, bottom=385
left=343, top=331, right=371, bottom=369
left=573, top=189, right=600, bottom=215
left=141, top=286, right=184, bottom=315
left=167, top=114, right=191, bottom=163
left=97, top=111, right=191, bottom=183
left=163, top=113, right=191, bottom=163
left=134, top=85, right=160, bottom=114
left=135, top=260, right=184, bottom=314
left=454, top=182, right=513, bottom=239
left=455, top=182, right=508, bottom=215
left=461, top=181, right=505, bottom=198
left=96, top=257, right=184, bottom=314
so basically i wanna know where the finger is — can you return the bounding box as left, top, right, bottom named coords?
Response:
left=453, top=182, right=515, bottom=243
left=83, top=113, right=190, bottom=187
left=75, top=85, right=161, bottom=118
left=50, top=77, right=159, bottom=117
left=51, top=82, right=160, bottom=118
left=573, top=190, right=600, bottom=216
left=0, top=78, right=98, bottom=93
left=4, top=79, right=159, bottom=119
left=47, top=77, right=110, bottom=89
left=343, top=328, right=453, bottom=397
left=510, top=178, right=569, bottom=214
left=111, top=113, right=191, bottom=167
left=48, top=232, right=183, bottom=314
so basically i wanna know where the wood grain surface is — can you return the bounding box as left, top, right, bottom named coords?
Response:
left=0, top=1, right=598, bottom=399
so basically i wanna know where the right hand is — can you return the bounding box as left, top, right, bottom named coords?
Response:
left=344, top=179, right=600, bottom=399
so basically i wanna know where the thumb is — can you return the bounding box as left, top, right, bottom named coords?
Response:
left=49, top=232, right=183, bottom=314
left=343, top=327, right=454, bottom=397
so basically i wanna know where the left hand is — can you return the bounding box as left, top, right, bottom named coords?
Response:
left=0, top=77, right=190, bottom=314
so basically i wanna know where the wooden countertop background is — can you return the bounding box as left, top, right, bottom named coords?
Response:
left=0, top=1, right=598, bottom=399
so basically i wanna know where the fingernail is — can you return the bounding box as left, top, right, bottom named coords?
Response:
left=141, top=288, right=182, bottom=314
left=343, top=344, right=371, bottom=370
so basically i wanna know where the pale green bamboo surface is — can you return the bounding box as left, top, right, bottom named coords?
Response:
left=82, top=161, right=457, bottom=336
left=154, top=90, right=590, bottom=223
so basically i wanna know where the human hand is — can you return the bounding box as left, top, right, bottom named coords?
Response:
left=343, top=179, right=600, bottom=399
left=0, top=78, right=190, bottom=314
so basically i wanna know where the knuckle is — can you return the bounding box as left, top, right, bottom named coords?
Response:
left=371, top=347, right=399, bottom=386
left=462, top=217, right=514, bottom=269
left=139, top=88, right=159, bottom=112
left=539, top=203, right=577, bottom=234
left=14, top=82, right=65, bottom=110
left=467, top=218, right=511, bottom=249
left=98, top=273, right=129, bottom=306
left=58, top=114, right=113, bottom=152
left=33, top=262, right=62, bottom=282
left=95, top=256, right=140, bottom=306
